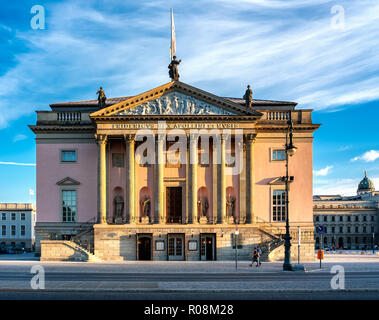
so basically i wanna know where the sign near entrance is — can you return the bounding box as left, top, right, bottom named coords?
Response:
left=188, top=240, right=198, bottom=251
left=155, top=240, right=165, bottom=251
left=232, top=233, right=243, bottom=249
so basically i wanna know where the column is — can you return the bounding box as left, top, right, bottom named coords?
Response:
left=212, top=136, right=218, bottom=224
left=220, top=134, right=226, bottom=223
left=190, top=133, right=198, bottom=224
left=125, top=134, right=135, bottom=224
left=155, top=134, right=165, bottom=224
left=97, top=134, right=107, bottom=224
left=246, top=134, right=256, bottom=223
left=185, top=139, right=190, bottom=224
left=239, top=137, right=247, bottom=224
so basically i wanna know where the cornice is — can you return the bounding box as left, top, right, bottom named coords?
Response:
left=29, top=125, right=95, bottom=133
left=91, top=114, right=261, bottom=122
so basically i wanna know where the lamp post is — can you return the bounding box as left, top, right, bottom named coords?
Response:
left=283, top=114, right=296, bottom=271
left=235, top=226, right=239, bottom=270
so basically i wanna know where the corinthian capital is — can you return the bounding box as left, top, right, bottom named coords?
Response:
left=95, top=134, right=108, bottom=145
left=246, top=133, right=257, bottom=142
left=124, top=134, right=135, bottom=143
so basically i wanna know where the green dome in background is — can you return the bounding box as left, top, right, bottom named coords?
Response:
left=357, top=171, right=375, bottom=194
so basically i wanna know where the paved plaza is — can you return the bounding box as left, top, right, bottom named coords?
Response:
left=0, top=254, right=378, bottom=299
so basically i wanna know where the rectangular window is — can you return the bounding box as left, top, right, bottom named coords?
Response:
left=21, top=226, right=25, bottom=236
left=62, top=190, right=77, bottom=222
left=1, top=225, right=5, bottom=236
left=11, top=225, right=16, bottom=236
left=272, top=190, right=286, bottom=222
left=61, top=150, right=76, bottom=162
left=1, top=213, right=5, bottom=220
left=355, top=226, right=359, bottom=233
left=112, top=153, right=124, bottom=168
left=11, top=213, right=16, bottom=220
left=21, top=213, right=25, bottom=220
left=272, top=150, right=286, bottom=161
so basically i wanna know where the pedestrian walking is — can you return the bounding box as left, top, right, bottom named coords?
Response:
left=256, top=246, right=262, bottom=267
left=250, top=247, right=257, bottom=267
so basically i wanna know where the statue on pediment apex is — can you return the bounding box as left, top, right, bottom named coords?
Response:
left=168, top=56, right=181, bottom=81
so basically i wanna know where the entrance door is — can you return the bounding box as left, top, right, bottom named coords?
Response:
left=201, top=234, right=216, bottom=261
left=166, top=187, right=182, bottom=223
left=168, top=234, right=184, bottom=261
left=137, top=236, right=152, bottom=260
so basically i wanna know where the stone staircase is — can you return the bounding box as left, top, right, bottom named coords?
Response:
left=70, top=221, right=101, bottom=262
left=68, top=241, right=102, bottom=262
left=256, top=221, right=285, bottom=261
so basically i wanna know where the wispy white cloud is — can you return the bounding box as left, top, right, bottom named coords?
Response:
left=351, top=150, right=379, bottom=162
left=0, top=0, right=378, bottom=127
left=313, top=165, right=333, bottom=176
left=314, top=178, right=357, bottom=196
left=338, top=145, right=351, bottom=152
left=0, top=162, right=36, bottom=166
left=13, top=134, right=27, bottom=142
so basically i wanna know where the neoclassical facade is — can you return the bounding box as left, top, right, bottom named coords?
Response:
left=313, top=172, right=379, bottom=250
left=30, top=81, right=319, bottom=261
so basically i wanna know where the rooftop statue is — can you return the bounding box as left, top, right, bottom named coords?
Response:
left=168, top=56, right=181, bottom=81
left=97, top=86, right=107, bottom=109
left=243, top=85, right=253, bottom=108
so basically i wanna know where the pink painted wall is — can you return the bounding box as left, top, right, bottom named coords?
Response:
left=36, top=143, right=98, bottom=223
left=254, top=137, right=313, bottom=223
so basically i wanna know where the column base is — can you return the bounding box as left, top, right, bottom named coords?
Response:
left=227, top=216, right=235, bottom=224
left=140, top=216, right=150, bottom=225
left=199, top=216, right=208, bottom=224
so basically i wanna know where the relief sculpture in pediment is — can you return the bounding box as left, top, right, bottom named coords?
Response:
left=116, top=92, right=235, bottom=116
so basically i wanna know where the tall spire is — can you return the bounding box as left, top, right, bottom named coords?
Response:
left=170, top=8, right=176, bottom=60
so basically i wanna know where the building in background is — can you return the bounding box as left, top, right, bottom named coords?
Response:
left=313, top=172, right=379, bottom=250
left=30, top=80, right=320, bottom=262
left=0, top=203, right=36, bottom=251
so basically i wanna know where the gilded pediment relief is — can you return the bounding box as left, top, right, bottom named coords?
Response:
left=115, top=92, right=235, bottom=116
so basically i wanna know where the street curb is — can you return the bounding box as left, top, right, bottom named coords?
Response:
left=0, top=288, right=378, bottom=293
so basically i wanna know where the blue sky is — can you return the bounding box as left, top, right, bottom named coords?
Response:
left=0, top=0, right=378, bottom=202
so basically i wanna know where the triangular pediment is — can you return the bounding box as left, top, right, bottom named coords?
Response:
left=90, top=81, right=261, bottom=117
left=56, top=177, right=80, bottom=186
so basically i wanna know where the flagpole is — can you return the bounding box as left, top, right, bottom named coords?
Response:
left=170, top=8, right=173, bottom=60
